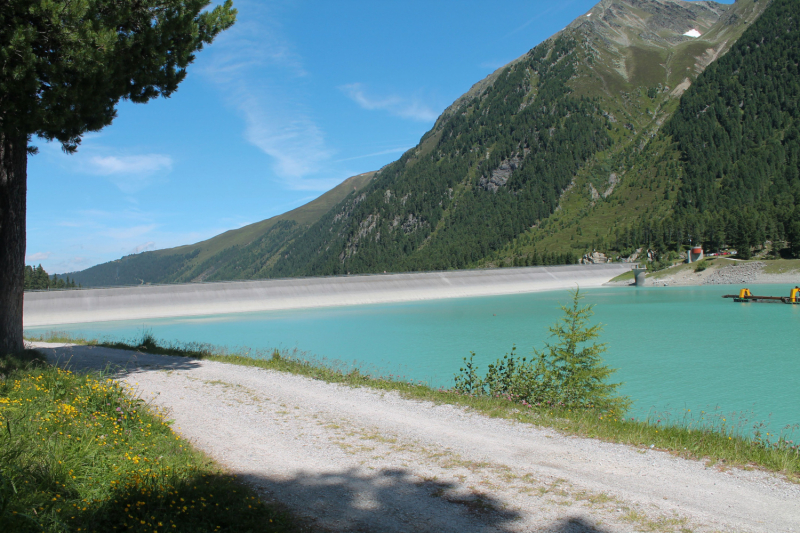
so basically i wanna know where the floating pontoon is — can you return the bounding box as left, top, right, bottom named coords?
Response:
left=723, top=287, right=800, bottom=304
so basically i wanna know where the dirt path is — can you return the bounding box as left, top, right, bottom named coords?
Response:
left=33, top=343, right=799, bottom=533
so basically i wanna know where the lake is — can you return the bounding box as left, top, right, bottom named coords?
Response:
left=26, top=284, right=800, bottom=436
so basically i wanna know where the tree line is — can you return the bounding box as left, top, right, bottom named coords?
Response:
left=24, top=265, right=79, bottom=291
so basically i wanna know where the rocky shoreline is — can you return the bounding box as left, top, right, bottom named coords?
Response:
left=703, top=261, right=766, bottom=285
left=606, top=259, right=800, bottom=287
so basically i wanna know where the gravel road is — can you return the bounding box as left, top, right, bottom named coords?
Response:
left=33, top=342, right=799, bottom=533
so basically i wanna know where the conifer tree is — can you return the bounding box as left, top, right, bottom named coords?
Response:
left=534, top=288, right=625, bottom=410
left=454, top=288, right=628, bottom=412
left=0, top=1, right=236, bottom=353
left=788, top=218, right=800, bottom=258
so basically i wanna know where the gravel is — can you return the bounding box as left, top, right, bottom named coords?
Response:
left=34, top=343, right=800, bottom=533
left=703, top=262, right=766, bottom=285
left=605, top=260, right=800, bottom=288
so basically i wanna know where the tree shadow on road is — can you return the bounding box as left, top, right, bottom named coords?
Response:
left=29, top=346, right=616, bottom=532
left=546, top=517, right=614, bottom=532
left=239, top=467, right=612, bottom=533
left=33, top=343, right=203, bottom=377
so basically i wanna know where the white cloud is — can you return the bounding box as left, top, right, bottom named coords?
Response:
left=238, top=90, right=334, bottom=181
left=200, top=1, right=335, bottom=189
left=202, top=1, right=307, bottom=79
left=87, top=155, right=173, bottom=176
left=100, top=224, right=159, bottom=241
left=37, top=139, right=174, bottom=194
left=28, top=206, right=228, bottom=274
left=131, top=241, right=156, bottom=254
left=82, top=154, right=172, bottom=194
left=26, top=252, right=51, bottom=262
left=340, top=83, right=438, bottom=122
left=83, top=154, right=173, bottom=194
left=334, top=147, right=410, bottom=163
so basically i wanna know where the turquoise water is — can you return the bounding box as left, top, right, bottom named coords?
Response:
left=26, top=285, right=800, bottom=434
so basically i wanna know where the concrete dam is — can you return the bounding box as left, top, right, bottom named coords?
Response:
left=23, top=264, right=633, bottom=327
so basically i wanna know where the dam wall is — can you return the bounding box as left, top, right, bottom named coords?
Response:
left=24, top=264, right=633, bottom=327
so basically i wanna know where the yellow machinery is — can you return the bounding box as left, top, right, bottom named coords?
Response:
left=724, top=287, right=800, bottom=304
left=738, top=288, right=752, bottom=299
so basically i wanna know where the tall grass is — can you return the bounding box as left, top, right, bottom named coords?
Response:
left=0, top=350, right=298, bottom=533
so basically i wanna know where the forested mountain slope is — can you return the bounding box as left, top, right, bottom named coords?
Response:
left=261, top=0, right=767, bottom=276
left=68, top=0, right=776, bottom=286
left=499, top=0, right=798, bottom=264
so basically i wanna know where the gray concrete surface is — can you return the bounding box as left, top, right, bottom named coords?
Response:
left=24, top=264, right=632, bottom=327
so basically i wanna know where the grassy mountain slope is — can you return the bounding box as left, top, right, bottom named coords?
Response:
left=68, top=171, right=375, bottom=286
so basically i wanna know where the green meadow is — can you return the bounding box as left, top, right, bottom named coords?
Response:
left=0, top=351, right=298, bottom=533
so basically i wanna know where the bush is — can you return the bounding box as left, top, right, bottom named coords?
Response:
left=694, top=259, right=710, bottom=272
left=454, top=289, right=629, bottom=412
left=647, top=257, right=672, bottom=271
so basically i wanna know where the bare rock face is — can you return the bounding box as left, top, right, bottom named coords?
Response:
left=479, top=154, right=523, bottom=192
left=578, top=0, right=729, bottom=48
left=626, top=248, right=643, bottom=262
left=581, top=251, right=608, bottom=264
left=401, top=213, right=421, bottom=234
left=603, top=173, right=620, bottom=198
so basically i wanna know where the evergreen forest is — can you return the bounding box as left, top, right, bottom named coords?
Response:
left=24, top=265, right=79, bottom=291
left=613, top=0, right=800, bottom=259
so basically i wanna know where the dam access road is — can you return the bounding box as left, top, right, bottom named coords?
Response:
left=24, top=264, right=631, bottom=326
left=33, top=343, right=799, bottom=533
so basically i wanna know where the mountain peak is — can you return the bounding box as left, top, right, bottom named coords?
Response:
left=574, top=0, right=729, bottom=46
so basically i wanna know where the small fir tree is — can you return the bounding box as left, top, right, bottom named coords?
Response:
left=454, top=288, right=628, bottom=412
left=533, top=288, right=626, bottom=410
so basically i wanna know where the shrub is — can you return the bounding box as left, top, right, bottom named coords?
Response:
left=454, top=289, right=629, bottom=412
left=694, top=259, right=710, bottom=272
left=647, top=256, right=672, bottom=272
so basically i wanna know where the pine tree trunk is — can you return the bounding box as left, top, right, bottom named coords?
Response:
left=0, top=132, right=27, bottom=354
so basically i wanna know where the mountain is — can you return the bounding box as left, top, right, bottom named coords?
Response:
left=253, top=0, right=769, bottom=276
left=67, top=171, right=376, bottom=286
left=68, top=0, right=780, bottom=286
left=514, top=0, right=799, bottom=263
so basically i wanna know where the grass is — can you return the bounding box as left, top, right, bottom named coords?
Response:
left=0, top=349, right=300, bottom=533
left=609, top=270, right=634, bottom=282
left=762, top=258, right=800, bottom=275
left=25, top=331, right=800, bottom=483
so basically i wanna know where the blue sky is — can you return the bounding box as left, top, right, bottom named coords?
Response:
left=27, top=0, right=612, bottom=275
